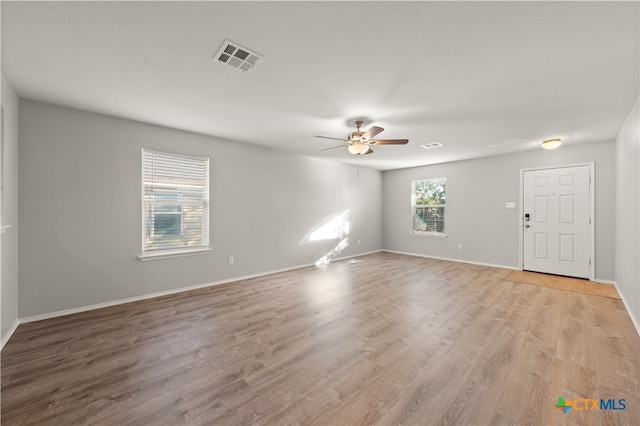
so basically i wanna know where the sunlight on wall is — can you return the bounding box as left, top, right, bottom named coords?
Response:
left=299, top=210, right=351, bottom=266
left=309, top=210, right=350, bottom=241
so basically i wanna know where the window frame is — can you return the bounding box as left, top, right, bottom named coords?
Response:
left=138, top=149, right=211, bottom=261
left=411, top=177, right=447, bottom=237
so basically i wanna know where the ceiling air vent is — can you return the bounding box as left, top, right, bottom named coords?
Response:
left=420, top=142, right=444, bottom=150
left=214, top=40, right=262, bottom=72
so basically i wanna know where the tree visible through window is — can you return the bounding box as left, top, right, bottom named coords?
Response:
left=142, top=149, right=209, bottom=254
left=413, top=178, right=446, bottom=234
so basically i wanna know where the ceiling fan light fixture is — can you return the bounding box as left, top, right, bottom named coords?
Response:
left=348, top=143, right=370, bottom=155
left=542, top=138, right=562, bottom=150
left=316, top=121, right=408, bottom=156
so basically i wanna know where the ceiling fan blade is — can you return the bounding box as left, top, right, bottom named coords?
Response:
left=370, top=139, right=409, bottom=145
left=315, top=135, right=349, bottom=142
left=321, top=145, right=347, bottom=152
left=361, top=126, right=384, bottom=141
left=364, top=147, right=374, bottom=155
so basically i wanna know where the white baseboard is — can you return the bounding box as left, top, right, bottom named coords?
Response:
left=20, top=264, right=316, bottom=324
left=337, top=249, right=384, bottom=261
left=19, top=249, right=384, bottom=325
left=10, top=248, right=639, bottom=342
left=1, top=319, right=20, bottom=350
left=614, top=281, right=640, bottom=337
left=382, top=249, right=518, bottom=271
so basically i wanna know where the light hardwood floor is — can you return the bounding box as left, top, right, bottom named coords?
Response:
left=2, top=252, right=639, bottom=425
left=505, top=270, right=621, bottom=299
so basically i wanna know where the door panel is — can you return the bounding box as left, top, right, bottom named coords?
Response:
left=535, top=176, right=549, bottom=187
left=559, top=195, right=575, bottom=223
left=559, top=234, right=575, bottom=262
left=559, top=174, right=574, bottom=186
left=535, top=233, right=548, bottom=259
left=535, top=196, right=549, bottom=223
left=523, top=165, right=591, bottom=279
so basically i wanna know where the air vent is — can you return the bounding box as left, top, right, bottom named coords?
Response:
left=214, top=40, right=263, bottom=72
left=420, top=142, right=444, bottom=150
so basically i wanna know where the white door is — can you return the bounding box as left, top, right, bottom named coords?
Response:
left=523, top=165, right=591, bottom=279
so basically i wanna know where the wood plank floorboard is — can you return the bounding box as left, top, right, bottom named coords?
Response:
left=505, top=270, right=620, bottom=299
left=2, top=252, right=639, bottom=425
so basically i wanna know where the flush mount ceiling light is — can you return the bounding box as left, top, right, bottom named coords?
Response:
left=542, top=138, right=562, bottom=150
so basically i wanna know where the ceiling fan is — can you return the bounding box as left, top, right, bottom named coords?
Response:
left=315, top=120, right=409, bottom=155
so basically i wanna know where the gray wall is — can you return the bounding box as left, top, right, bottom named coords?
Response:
left=18, top=100, right=383, bottom=318
left=11, top=96, right=638, bottom=332
left=615, top=97, right=640, bottom=328
left=1, top=75, right=20, bottom=346
left=383, top=141, right=616, bottom=281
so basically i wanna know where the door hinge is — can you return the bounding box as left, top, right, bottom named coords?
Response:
left=589, top=259, right=592, bottom=266
left=589, top=217, right=592, bottom=225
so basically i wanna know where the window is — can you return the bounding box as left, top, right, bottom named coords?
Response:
left=152, top=191, right=183, bottom=237
left=141, top=149, right=209, bottom=257
left=412, top=178, right=446, bottom=234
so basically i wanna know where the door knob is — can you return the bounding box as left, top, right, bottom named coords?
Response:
left=525, top=224, right=530, bottom=228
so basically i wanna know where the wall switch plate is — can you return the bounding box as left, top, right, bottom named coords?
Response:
left=505, top=202, right=516, bottom=209
left=228, top=256, right=234, bottom=265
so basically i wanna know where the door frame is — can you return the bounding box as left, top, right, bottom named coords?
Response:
left=518, top=162, right=595, bottom=281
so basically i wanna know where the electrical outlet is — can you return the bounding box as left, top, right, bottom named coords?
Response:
left=228, top=256, right=234, bottom=265
left=457, top=243, right=463, bottom=250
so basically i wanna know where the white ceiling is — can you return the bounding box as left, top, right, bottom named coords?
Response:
left=2, top=1, right=639, bottom=170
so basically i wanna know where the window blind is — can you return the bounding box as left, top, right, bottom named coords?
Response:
left=142, top=149, right=209, bottom=252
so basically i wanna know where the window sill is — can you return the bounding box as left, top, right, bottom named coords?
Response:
left=138, top=247, right=211, bottom=262
left=411, top=231, right=448, bottom=239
